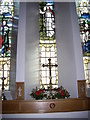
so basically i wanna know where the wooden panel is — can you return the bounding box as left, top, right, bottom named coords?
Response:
left=2, top=98, right=90, bottom=114
left=15, top=82, right=24, bottom=100
left=20, top=99, right=88, bottom=113
left=78, top=80, right=87, bottom=98
left=2, top=100, right=19, bottom=114
left=88, top=98, right=90, bottom=110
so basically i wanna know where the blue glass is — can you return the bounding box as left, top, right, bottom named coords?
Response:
left=3, top=12, right=11, bottom=17
left=81, top=13, right=90, bottom=19
left=7, top=21, right=12, bottom=27
left=85, top=41, right=90, bottom=53
left=0, top=10, right=12, bottom=55
left=82, top=41, right=90, bottom=53
left=45, top=0, right=53, bottom=4
left=82, top=20, right=85, bottom=27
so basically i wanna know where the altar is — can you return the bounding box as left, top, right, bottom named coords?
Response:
left=2, top=98, right=90, bottom=114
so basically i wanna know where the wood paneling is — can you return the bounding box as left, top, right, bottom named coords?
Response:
left=2, top=100, right=19, bottom=113
left=2, top=98, right=90, bottom=114
left=15, top=82, right=24, bottom=100
left=78, top=80, right=87, bottom=98
left=88, top=98, right=90, bottom=109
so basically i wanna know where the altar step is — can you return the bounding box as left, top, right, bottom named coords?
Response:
left=2, top=111, right=89, bottom=119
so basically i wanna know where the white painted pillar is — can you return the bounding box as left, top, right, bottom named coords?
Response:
left=55, top=2, right=85, bottom=98
left=16, top=3, right=39, bottom=100
left=70, top=2, right=85, bottom=97
left=70, top=2, right=85, bottom=80
left=16, top=3, right=26, bottom=82
left=25, top=3, right=40, bottom=100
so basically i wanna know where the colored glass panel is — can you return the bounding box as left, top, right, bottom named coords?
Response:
left=76, top=0, right=90, bottom=84
left=0, top=0, right=14, bottom=90
left=39, top=1, right=58, bottom=89
left=76, top=0, right=90, bottom=56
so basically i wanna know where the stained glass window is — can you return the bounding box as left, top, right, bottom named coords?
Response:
left=0, top=0, right=14, bottom=90
left=39, top=1, right=58, bottom=89
left=76, top=0, right=90, bottom=84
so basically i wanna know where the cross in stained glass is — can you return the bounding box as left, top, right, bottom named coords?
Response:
left=42, top=58, right=58, bottom=98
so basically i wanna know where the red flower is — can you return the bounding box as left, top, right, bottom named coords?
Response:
left=56, top=89, right=58, bottom=92
left=40, top=89, right=44, bottom=93
left=36, top=90, right=40, bottom=96
left=61, top=91, right=65, bottom=96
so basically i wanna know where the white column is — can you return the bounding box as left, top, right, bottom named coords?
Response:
left=25, top=3, right=40, bottom=99
left=55, top=2, right=85, bottom=98
left=16, top=3, right=39, bottom=100
left=16, top=3, right=26, bottom=82
left=70, top=2, right=85, bottom=80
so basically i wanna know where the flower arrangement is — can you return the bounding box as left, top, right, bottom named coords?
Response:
left=30, top=86, right=70, bottom=100
left=54, top=86, right=70, bottom=99
left=30, top=87, right=46, bottom=100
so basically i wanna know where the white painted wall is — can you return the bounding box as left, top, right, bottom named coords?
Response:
left=55, top=2, right=85, bottom=98
left=70, top=3, right=85, bottom=80
left=55, top=2, right=77, bottom=98
left=16, top=3, right=26, bottom=82
left=16, top=3, right=40, bottom=99
left=25, top=3, right=40, bottom=100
